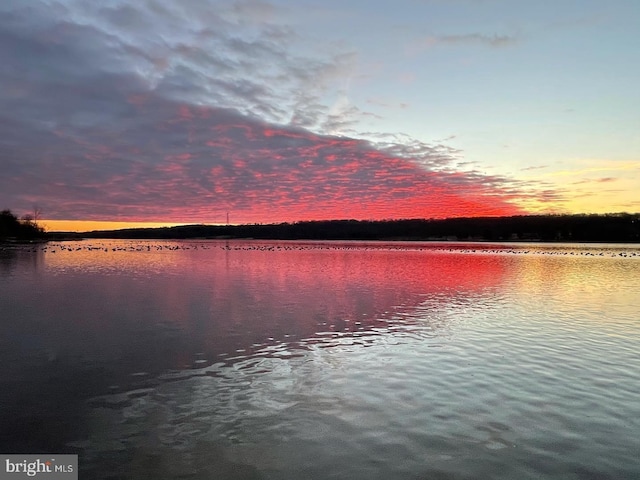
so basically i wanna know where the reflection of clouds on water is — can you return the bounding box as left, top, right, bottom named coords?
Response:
left=7, top=241, right=514, bottom=372
left=3, top=239, right=638, bottom=381
left=2, top=240, right=640, bottom=478
left=0, top=241, right=640, bottom=480
left=4, top=240, right=505, bottom=456
left=79, top=338, right=443, bottom=479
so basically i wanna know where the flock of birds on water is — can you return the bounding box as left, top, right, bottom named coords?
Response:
left=3, top=241, right=639, bottom=257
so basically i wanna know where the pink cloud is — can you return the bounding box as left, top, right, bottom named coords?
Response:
left=6, top=99, right=539, bottom=223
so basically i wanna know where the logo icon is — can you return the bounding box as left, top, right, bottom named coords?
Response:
left=1, top=455, right=77, bottom=479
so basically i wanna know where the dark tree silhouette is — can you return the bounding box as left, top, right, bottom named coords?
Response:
left=76, top=213, right=640, bottom=243
left=0, top=209, right=46, bottom=241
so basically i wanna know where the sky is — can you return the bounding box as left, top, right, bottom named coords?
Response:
left=1, top=0, right=639, bottom=231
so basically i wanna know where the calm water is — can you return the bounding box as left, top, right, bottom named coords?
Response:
left=1, top=240, right=639, bottom=479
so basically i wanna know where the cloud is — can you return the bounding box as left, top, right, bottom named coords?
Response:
left=1, top=94, right=536, bottom=222
left=437, top=33, right=517, bottom=47
left=547, top=161, right=640, bottom=178
left=366, top=98, right=409, bottom=110
left=0, top=0, right=547, bottom=223
left=411, top=32, right=518, bottom=53
left=521, top=165, right=548, bottom=171
left=0, top=0, right=362, bottom=133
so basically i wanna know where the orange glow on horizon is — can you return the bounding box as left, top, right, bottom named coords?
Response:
left=42, top=220, right=193, bottom=233
left=42, top=211, right=525, bottom=233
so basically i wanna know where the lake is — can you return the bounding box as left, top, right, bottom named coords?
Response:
left=1, top=240, right=639, bottom=479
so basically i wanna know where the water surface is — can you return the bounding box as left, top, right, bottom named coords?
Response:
left=1, top=240, right=639, bottom=479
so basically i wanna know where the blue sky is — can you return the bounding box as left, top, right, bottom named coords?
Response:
left=294, top=0, right=640, bottom=178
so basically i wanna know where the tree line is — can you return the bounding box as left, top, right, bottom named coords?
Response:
left=72, top=213, right=640, bottom=243
left=5, top=209, right=639, bottom=243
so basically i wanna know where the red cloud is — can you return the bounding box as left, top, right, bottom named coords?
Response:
left=9, top=100, right=532, bottom=223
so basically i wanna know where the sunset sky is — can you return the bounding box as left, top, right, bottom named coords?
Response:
left=1, top=0, right=639, bottom=231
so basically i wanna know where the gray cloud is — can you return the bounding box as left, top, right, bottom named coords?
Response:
left=437, top=33, right=518, bottom=47
left=0, top=0, right=363, bottom=133
left=413, top=32, right=519, bottom=52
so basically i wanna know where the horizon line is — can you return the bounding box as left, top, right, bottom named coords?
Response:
left=42, top=212, right=640, bottom=234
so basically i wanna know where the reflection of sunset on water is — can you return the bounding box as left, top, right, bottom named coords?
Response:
left=21, top=240, right=636, bottom=369
left=8, top=240, right=516, bottom=377
left=509, top=253, right=640, bottom=327
left=40, top=241, right=510, bottom=337
left=3, top=239, right=635, bottom=373
left=2, top=240, right=640, bottom=478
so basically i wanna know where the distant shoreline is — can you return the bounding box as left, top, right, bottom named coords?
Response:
left=45, top=214, right=640, bottom=243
